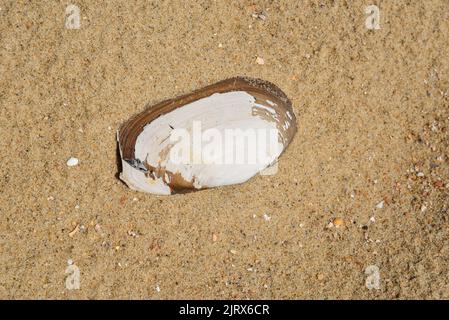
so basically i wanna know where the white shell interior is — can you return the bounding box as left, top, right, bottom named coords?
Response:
left=121, top=91, right=290, bottom=194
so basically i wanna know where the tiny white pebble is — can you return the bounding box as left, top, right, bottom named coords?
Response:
left=47, top=196, right=54, bottom=201
left=369, top=216, right=376, bottom=223
left=417, top=172, right=425, bottom=177
left=263, top=213, right=271, bottom=221
left=67, top=259, right=73, bottom=265
left=256, top=56, right=265, bottom=65
left=75, top=205, right=80, bottom=209
left=66, top=157, right=79, bottom=167
left=155, top=285, right=160, bottom=293
left=375, top=201, right=384, bottom=209
left=218, top=43, right=223, bottom=48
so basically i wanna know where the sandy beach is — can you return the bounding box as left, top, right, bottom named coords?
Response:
left=0, top=0, right=448, bottom=299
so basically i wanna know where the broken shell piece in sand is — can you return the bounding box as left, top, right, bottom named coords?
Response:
left=117, top=77, right=297, bottom=195
left=66, top=157, right=79, bottom=167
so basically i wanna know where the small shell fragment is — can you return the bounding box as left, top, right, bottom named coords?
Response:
left=68, top=224, right=79, bottom=237
left=255, top=57, right=265, bottom=65
left=333, top=217, right=344, bottom=227
left=66, top=157, right=79, bottom=167
left=252, top=11, right=268, bottom=21
left=117, top=77, right=297, bottom=195
left=375, top=201, right=384, bottom=209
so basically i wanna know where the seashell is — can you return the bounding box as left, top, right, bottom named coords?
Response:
left=117, top=77, right=297, bottom=195
left=66, top=157, right=79, bottom=167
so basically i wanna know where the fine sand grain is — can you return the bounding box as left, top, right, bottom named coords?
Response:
left=0, top=1, right=448, bottom=299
